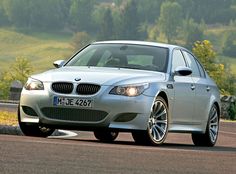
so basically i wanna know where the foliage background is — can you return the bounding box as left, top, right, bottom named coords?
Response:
left=0, top=0, right=236, bottom=99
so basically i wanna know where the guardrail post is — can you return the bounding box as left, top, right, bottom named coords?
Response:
left=8, top=80, right=23, bottom=101
left=220, top=95, right=236, bottom=119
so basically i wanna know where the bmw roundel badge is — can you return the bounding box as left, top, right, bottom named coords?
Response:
left=74, top=78, right=81, bottom=81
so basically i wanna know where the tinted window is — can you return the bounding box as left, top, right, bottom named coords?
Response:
left=195, top=59, right=206, bottom=78
left=172, top=49, right=186, bottom=72
left=182, top=51, right=201, bottom=77
left=66, top=44, right=169, bottom=72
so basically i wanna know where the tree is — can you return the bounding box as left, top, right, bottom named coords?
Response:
left=2, top=0, right=31, bottom=28
left=182, top=18, right=205, bottom=49
left=2, top=0, right=69, bottom=30
left=11, top=57, right=33, bottom=83
left=146, top=24, right=161, bottom=42
left=193, top=40, right=235, bottom=95
left=0, top=71, right=11, bottom=99
left=188, top=0, right=233, bottom=24
left=0, top=57, right=33, bottom=99
left=158, top=1, right=182, bottom=43
left=193, top=40, right=216, bottom=70
left=222, top=32, right=236, bottom=58
left=137, top=21, right=150, bottom=40
left=118, top=0, right=139, bottom=39
left=97, top=7, right=113, bottom=40
left=71, top=32, right=93, bottom=51
left=137, top=0, right=164, bottom=24
left=69, top=0, right=96, bottom=32
left=0, top=1, right=9, bottom=26
left=111, top=5, right=122, bottom=39
left=176, top=0, right=194, bottom=19
left=29, top=0, right=68, bottom=30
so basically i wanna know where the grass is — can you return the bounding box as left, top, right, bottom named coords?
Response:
left=204, top=25, right=236, bottom=76
left=205, top=25, right=236, bottom=51
left=0, top=28, right=74, bottom=73
left=221, top=119, right=236, bottom=123
left=219, top=56, right=236, bottom=75
left=0, top=26, right=236, bottom=75
left=0, top=111, right=17, bottom=126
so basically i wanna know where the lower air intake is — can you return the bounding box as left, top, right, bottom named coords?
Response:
left=41, top=107, right=108, bottom=122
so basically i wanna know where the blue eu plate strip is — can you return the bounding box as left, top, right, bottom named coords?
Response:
left=53, top=96, right=58, bottom=106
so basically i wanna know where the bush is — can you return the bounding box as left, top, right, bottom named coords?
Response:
left=71, top=32, right=93, bottom=51
left=193, top=40, right=235, bottom=95
left=0, top=57, right=33, bottom=99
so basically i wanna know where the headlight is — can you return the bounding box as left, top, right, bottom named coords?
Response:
left=109, top=83, right=149, bottom=97
left=24, top=78, right=44, bottom=90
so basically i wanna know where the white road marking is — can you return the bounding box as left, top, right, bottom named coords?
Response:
left=48, top=130, right=78, bottom=139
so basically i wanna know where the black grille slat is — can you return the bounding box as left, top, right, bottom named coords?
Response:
left=41, top=107, right=107, bottom=122
left=52, top=82, right=73, bottom=94
left=76, top=84, right=100, bottom=95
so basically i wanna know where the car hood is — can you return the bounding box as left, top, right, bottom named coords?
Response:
left=31, top=66, right=166, bottom=86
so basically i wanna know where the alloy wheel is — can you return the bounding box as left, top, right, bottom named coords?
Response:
left=209, top=105, right=219, bottom=143
left=148, top=98, right=168, bottom=143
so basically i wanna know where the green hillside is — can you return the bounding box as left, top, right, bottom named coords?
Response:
left=0, top=28, right=73, bottom=73
left=220, top=56, right=236, bottom=75
left=205, top=26, right=236, bottom=75
left=205, top=25, right=236, bottom=52
left=0, top=28, right=236, bottom=76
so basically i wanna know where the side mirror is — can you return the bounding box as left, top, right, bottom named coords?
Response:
left=174, top=66, right=192, bottom=76
left=53, top=60, right=65, bottom=68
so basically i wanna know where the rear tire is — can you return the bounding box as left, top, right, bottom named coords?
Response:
left=18, top=106, right=55, bottom=137
left=94, top=130, right=119, bottom=142
left=132, top=96, right=169, bottom=146
left=192, top=104, right=219, bottom=147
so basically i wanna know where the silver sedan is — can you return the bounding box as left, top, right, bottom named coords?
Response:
left=18, top=41, right=220, bottom=146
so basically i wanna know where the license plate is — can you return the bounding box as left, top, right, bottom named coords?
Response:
left=53, top=96, right=93, bottom=108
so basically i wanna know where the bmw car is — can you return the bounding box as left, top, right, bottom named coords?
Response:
left=18, top=41, right=220, bottom=146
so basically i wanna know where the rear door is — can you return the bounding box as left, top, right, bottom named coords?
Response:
left=182, top=50, right=211, bottom=124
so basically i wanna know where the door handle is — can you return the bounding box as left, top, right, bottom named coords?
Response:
left=191, top=84, right=195, bottom=90
left=206, top=86, right=211, bottom=92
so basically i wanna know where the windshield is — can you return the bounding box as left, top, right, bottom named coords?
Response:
left=66, top=44, right=169, bottom=72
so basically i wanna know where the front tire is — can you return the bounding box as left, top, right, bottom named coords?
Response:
left=94, top=130, right=119, bottom=142
left=132, top=96, right=169, bottom=145
left=18, top=107, right=55, bottom=137
left=192, top=104, right=219, bottom=147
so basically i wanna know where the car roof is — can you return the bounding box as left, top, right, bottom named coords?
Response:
left=92, top=40, right=181, bottom=50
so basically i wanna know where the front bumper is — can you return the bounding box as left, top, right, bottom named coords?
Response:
left=19, top=82, right=155, bottom=131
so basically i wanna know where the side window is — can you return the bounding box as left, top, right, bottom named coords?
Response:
left=182, top=51, right=201, bottom=77
left=172, top=49, right=186, bottom=72
left=195, top=59, right=206, bottom=78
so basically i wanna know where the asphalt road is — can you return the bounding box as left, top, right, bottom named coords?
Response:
left=0, top=122, right=235, bottom=174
